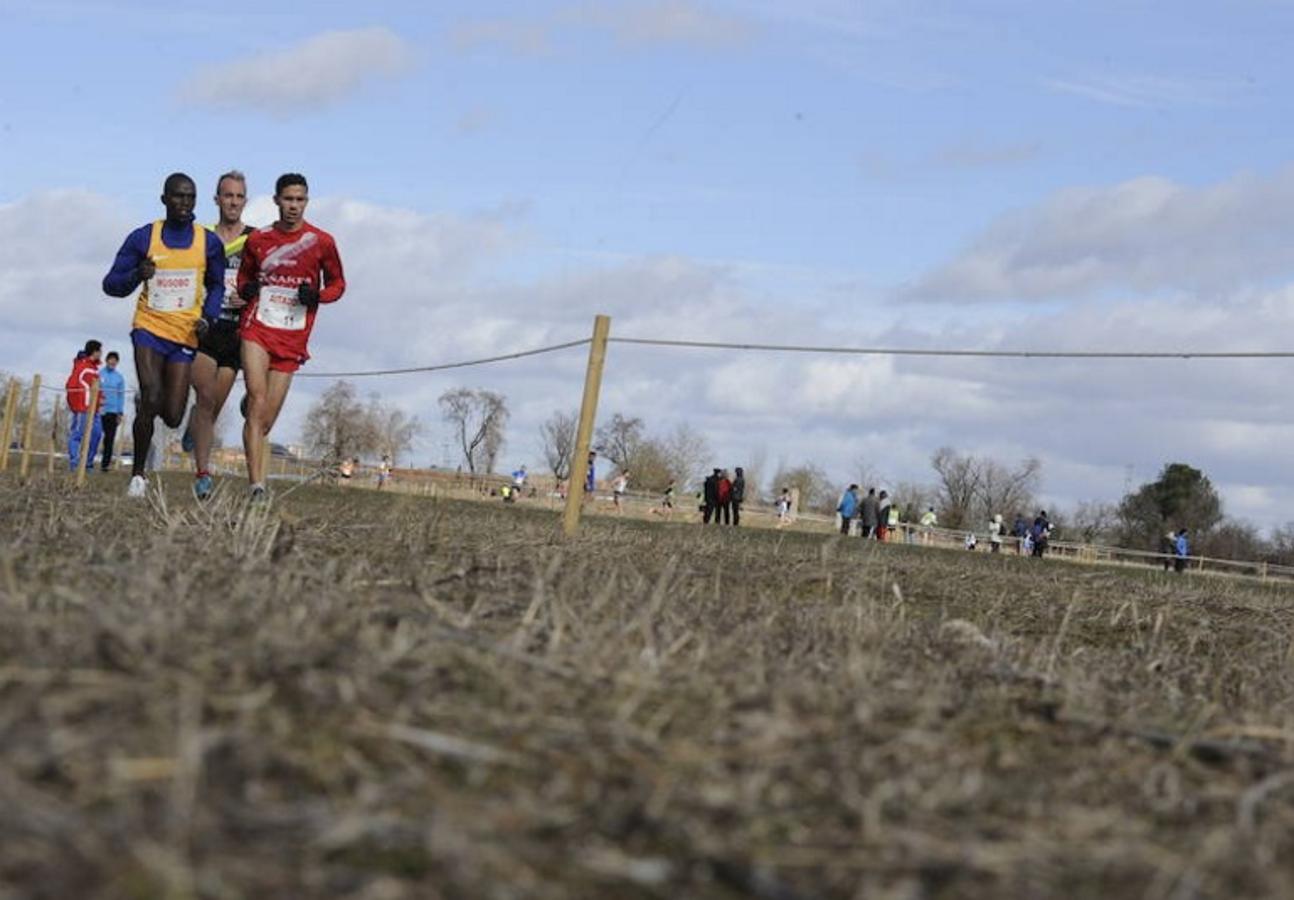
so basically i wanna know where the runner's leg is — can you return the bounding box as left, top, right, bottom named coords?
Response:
left=241, top=341, right=294, bottom=487
left=160, top=359, right=191, bottom=429
left=242, top=341, right=270, bottom=487
left=191, top=353, right=238, bottom=475
left=131, top=345, right=167, bottom=478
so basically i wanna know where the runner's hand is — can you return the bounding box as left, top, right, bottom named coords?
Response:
left=238, top=280, right=259, bottom=303
left=297, top=283, right=320, bottom=306
left=136, top=257, right=156, bottom=281
left=194, top=316, right=212, bottom=338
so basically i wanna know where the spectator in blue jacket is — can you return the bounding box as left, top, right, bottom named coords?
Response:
left=836, top=484, right=860, bottom=535
left=1174, top=529, right=1189, bottom=573
left=98, top=351, right=128, bottom=471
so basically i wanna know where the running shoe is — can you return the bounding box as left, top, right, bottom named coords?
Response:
left=194, top=473, right=214, bottom=500
left=249, top=484, right=268, bottom=504
left=127, top=475, right=147, bottom=498
left=180, top=427, right=195, bottom=454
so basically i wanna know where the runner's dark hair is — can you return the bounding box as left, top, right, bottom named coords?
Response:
left=84, top=339, right=102, bottom=355
left=275, top=173, right=308, bottom=195
left=163, top=172, right=194, bottom=194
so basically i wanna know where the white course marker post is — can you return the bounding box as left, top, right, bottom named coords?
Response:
left=562, top=314, right=611, bottom=538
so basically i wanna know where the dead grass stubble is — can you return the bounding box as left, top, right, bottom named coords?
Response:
left=1, top=474, right=1294, bottom=899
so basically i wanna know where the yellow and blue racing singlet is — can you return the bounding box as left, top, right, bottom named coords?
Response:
left=133, top=220, right=207, bottom=347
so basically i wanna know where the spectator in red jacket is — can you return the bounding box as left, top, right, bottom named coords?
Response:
left=714, top=469, right=733, bottom=525
left=65, top=340, right=104, bottom=472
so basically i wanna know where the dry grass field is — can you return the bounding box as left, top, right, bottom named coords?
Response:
left=2, top=471, right=1293, bottom=899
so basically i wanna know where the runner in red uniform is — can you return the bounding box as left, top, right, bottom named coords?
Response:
left=236, top=172, right=345, bottom=500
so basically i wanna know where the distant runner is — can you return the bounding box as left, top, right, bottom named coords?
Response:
left=184, top=170, right=254, bottom=499
left=237, top=173, right=345, bottom=501
left=102, top=173, right=224, bottom=498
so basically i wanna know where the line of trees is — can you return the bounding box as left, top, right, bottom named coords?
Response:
left=295, top=380, right=1294, bottom=567
left=536, top=409, right=712, bottom=491
left=302, top=381, right=422, bottom=464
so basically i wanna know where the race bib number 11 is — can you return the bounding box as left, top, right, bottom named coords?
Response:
left=256, top=284, right=308, bottom=331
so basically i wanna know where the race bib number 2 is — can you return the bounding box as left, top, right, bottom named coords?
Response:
left=147, top=269, right=199, bottom=312
left=255, top=284, right=308, bottom=331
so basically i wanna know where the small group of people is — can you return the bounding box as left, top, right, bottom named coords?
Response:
left=63, top=340, right=128, bottom=473
left=98, top=169, right=344, bottom=502
left=836, top=486, right=901, bottom=540
left=700, top=467, right=746, bottom=525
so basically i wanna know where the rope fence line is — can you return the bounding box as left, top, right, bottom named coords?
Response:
left=608, top=337, right=1294, bottom=360
left=295, top=338, right=593, bottom=378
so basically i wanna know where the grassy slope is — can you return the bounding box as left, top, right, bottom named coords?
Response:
left=1, top=472, right=1293, bottom=899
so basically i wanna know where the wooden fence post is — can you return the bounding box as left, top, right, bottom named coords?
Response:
left=74, top=382, right=100, bottom=487
left=562, top=314, right=611, bottom=537
left=47, top=401, right=60, bottom=473
left=0, top=378, right=20, bottom=472
left=18, top=375, right=42, bottom=478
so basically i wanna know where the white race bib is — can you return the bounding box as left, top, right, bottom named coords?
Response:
left=146, top=269, right=199, bottom=312
left=255, top=284, right=308, bottom=331
left=223, top=267, right=239, bottom=299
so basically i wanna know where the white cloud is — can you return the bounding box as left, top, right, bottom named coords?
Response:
left=573, top=0, right=753, bottom=47
left=452, top=1, right=753, bottom=55
left=179, top=27, right=414, bottom=114
left=907, top=167, right=1294, bottom=301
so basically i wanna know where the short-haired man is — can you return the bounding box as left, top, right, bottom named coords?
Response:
left=98, top=351, right=127, bottom=471
left=237, top=173, right=345, bottom=500
left=103, top=173, right=224, bottom=497
left=65, top=340, right=103, bottom=472
left=183, top=170, right=254, bottom=499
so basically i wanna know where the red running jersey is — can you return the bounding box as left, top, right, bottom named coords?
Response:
left=238, top=221, right=345, bottom=365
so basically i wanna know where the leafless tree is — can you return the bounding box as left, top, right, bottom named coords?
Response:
left=595, top=413, right=645, bottom=473
left=931, top=446, right=982, bottom=529
left=538, top=410, right=578, bottom=481
left=439, top=388, right=508, bottom=474
left=976, top=457, right=1041, bottom=523
left=742, top=444, right=769, bottom=504
left=931, top=447, right=1040, bottom=529
left=303, top=381, right=379, bottom=462
left=851, top=455, right=885, bottom=494
left=366, top=394, right=422, bottom=465
left=1063, top=500, right=1119, bottom=544
left=770, top=461, right=832, bottom=514
left=660, top=422, right=710, bottom=489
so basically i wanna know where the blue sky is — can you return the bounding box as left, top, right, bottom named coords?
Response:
left=4, top=0, right=1294, bottom=528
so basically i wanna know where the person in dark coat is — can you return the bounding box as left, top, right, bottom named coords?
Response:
left=702, top=468, right=720, bottom=524
left=1030, top=510, right=1051, bottom=558
left=715, top=470, right=733, bottom=525
left=730, top=466, right=746, bottom=527
left=859, top=488, right=879, bottom=538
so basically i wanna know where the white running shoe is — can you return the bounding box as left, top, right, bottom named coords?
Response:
left=127, top=475, right=147, bottom=498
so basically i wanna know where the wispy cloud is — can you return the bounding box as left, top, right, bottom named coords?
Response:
left=451, top=1, right=754, bottom=55
left=931, top=140, right=1044, bottom=170
left=179, top=27, right=414, bottom=114
left=1043, top=73, right=1249, bottom=109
